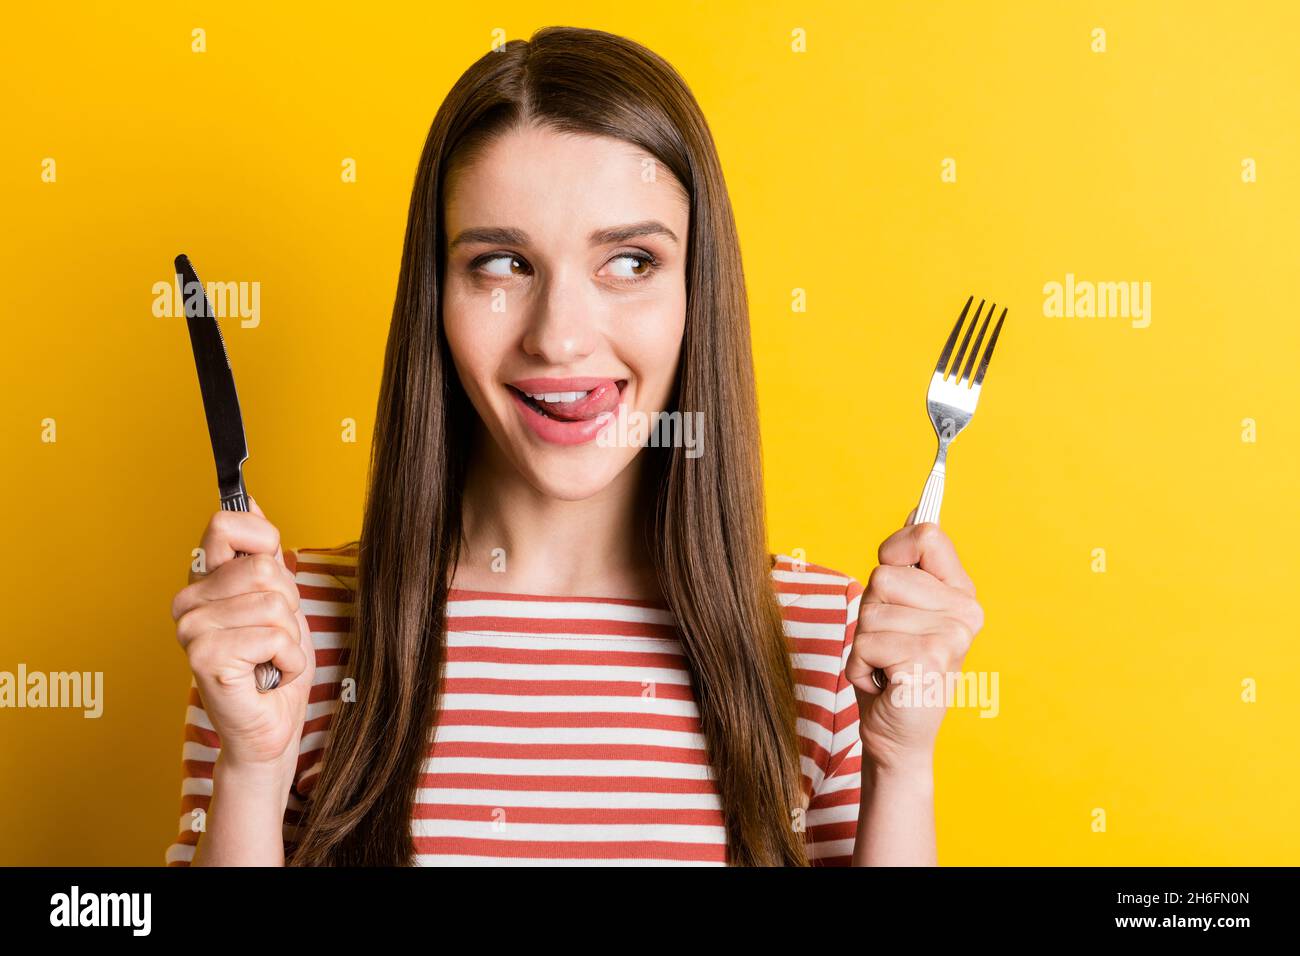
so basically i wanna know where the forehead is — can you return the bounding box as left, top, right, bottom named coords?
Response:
left=444, top=124, right=689, bottom=241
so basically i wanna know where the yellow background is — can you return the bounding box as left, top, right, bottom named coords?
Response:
left=1, top=1, right=1296, bottom=865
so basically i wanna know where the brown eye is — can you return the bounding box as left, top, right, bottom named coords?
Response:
left=476, top=254, right=528, bottom=277
left=605, top=253, right=657, bottom=280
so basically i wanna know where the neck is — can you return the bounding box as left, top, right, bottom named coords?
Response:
left=455, top=432, right=660, bottom=600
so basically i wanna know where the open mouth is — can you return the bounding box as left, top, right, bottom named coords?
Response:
left=505, top=378, right=628, bottom=446
left=513, top=388, right=577, bottom=420
left=506, top=380, right=627, bottom=421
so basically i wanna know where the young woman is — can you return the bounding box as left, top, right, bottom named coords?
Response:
left=167, top=26, right=984, bottom=867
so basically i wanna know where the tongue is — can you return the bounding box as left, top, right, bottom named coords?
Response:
left=535, top=381, right=622, bottom=421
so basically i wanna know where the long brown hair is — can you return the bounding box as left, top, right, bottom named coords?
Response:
left=288, top=25, right=809, bottom=866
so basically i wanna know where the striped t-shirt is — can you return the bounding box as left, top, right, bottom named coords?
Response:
left=166, top=544, right=866, bottom=866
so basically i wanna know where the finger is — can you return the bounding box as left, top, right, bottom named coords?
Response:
left=858, top=601, right=956, bottom=637
left=863, top=563, right=974, bottom=614
left=196, top=507, right=282, bottom=574
left=190, top=625, right=309, bottom=689
left=176, top=589, right=301, bottom=649
left=904, top=506, right=918, bottom=526
left=174, top=552, right=298, bottom=621
left=847, top=625, right=973, bottom=697
left=845, top=629, right=925, bottom=695
left=877, top=522, right=975, bottom=596
left=245, top=497, right=285, bottom=565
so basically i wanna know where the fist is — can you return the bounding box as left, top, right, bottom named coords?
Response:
left=170, top=497, right=315, bottom=772
left=844, top=519, right=984, bottom=773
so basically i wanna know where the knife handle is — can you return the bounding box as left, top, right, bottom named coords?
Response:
left=220, top=489, right=284, bottom=694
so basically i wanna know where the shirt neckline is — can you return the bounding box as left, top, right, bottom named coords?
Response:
left=446, top=586, right=670, bottom=610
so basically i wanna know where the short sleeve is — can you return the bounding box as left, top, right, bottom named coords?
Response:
left=164, top=548, right=313, bottom=866
left=805, top=577, right=864, bottom=866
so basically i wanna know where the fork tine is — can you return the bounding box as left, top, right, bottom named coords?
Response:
left=948, top=298, right=984, bottom=380
left=959, top=304, right=993, bottom=384
left=936, top=296, right=975, bottom=374
left=972, top=305, right=1007, bottom=386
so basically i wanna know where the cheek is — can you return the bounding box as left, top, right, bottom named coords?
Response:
left=621, top=294, right=686, bottom=405
left=443, top=293, right=507, bottom=400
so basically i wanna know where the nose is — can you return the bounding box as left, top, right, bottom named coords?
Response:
left=519, top=266, right=599, bottom=365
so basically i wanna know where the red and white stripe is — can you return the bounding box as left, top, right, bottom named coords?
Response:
left=166, top=546, right=864, bottom=866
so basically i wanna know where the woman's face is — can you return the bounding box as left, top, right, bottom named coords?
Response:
left=442, top=124, right=689, bottom=502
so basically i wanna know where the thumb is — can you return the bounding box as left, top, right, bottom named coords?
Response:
left=245, top=495, right=284, bottom=565
left=846, top=654, right=884, bottom=700
left=904, top=506, right=918, bottom=527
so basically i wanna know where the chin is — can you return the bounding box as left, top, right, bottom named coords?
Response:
left=517, top=448, right=632, bottom=502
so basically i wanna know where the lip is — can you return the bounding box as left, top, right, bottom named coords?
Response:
left=510, top=377, right=624, bottom=393
left=506, top=377, right=627, bottom=446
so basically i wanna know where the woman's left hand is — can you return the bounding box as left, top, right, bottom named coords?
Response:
left=845, top=516, right=984, bottom=774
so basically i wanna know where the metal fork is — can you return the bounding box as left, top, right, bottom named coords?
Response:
left=871, top=296, right=1007, bottom=691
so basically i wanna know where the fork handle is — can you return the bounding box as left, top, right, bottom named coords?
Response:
left=870, top=457, right=948, bottom=691
left=220, top=488, right=284, bottom=694
left=913, top=460, right=946, bottom=526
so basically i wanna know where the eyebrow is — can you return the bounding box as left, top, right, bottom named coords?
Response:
left=447, top=219, right=680, bottom=252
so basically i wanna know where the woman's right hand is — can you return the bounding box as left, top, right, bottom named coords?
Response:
left=171, top=498, right=315, bottom=775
